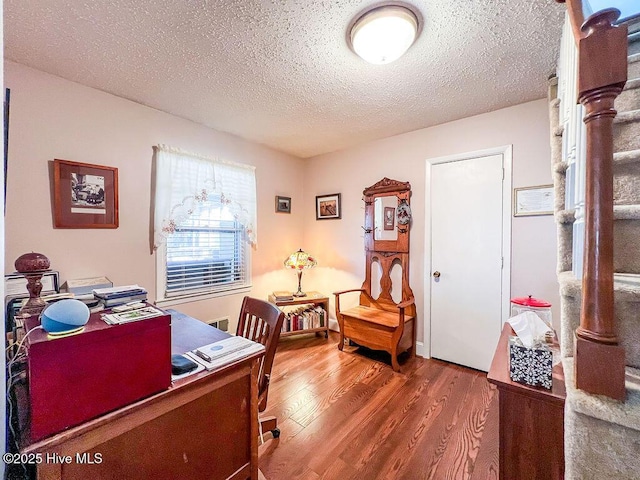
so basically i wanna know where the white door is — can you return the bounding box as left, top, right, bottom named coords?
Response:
left=430, top=153, right=506, bottom=371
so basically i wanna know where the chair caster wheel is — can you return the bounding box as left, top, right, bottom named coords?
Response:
left=272, top=428, right=281, bottom=438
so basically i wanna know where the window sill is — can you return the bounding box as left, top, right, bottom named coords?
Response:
left=155, top=285, right=252, bottom=308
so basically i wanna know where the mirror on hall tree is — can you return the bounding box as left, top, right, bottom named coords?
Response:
left=363, top=177, right=411, bottom=253
left=373, top=195, right=398, bottom=241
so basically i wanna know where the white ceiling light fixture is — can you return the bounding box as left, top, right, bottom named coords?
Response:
left=349, top=4, right=421, bottom=65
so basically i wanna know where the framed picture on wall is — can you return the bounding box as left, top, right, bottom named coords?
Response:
left=513, top=184, right=554, bottom=217
left=275, top=195, right=291, bottom=213
left=53, top=159, right=119, bottom=228
left=316, top=193, right=341, bottom=220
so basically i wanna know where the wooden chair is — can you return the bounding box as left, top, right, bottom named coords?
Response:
left=236, top=296, right=285, bottom=439
left=334, top=178, right=416, bottom=372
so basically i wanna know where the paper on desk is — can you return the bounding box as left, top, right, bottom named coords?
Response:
left=185, top=337, right=265, bottom=371
left=507, top=311, right=553, bottom=348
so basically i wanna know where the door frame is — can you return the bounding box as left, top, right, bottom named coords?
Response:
left=422, top=145, right=512, bottom=359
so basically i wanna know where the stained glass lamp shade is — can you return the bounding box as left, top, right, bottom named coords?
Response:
left=284, top=249, right=317, bottom=297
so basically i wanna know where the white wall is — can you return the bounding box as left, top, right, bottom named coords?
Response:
left=4, top=61, right=305, bottom=327
left=302, top=99, right=559, bottom=352
left=4, top=60, right=559, bottom=353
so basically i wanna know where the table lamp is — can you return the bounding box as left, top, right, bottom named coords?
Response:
left=14, top=252, right=51, bottom=318
left=284, top=249, right=317, bottom=297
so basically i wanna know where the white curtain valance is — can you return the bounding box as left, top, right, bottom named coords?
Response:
left=153, top=144, right=257, bottom=250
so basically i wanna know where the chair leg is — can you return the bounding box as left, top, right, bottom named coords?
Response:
left=390, top=344, right=401, bottom=372
left=391, top=356, right=401, bottom=372
left=259, top=415, right=279, bottom=438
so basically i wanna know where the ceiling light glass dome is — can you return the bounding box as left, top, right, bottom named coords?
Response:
left=350, top=5, right=420, bottom=65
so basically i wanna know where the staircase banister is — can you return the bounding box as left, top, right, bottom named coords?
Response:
left=555, top=3, right=629, bottom=400
left=578, top=9, right=628, bottom=95
left=556, top=0, right=585, bottom=44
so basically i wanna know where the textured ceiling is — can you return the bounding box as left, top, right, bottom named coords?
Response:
left=5, top=0, right=566, bottom=158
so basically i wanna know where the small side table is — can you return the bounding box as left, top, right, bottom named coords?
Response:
left=268, top=291, right=330, bottom=339
left=487, top=324, right=566, bottom=480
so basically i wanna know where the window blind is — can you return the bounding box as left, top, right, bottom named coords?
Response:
left=164, top=196, right=248, bottom=298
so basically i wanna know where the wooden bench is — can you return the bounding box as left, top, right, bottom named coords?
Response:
left=334, top=288, right=416, bottom=372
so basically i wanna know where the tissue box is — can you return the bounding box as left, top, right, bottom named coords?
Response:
left=508, top=336, right=553, bottom=389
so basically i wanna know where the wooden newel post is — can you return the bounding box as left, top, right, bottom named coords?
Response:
left=574, top=8, right=628, bottom=401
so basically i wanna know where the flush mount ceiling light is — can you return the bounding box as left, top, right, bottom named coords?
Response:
left=349, top=4, right=420, bottom=65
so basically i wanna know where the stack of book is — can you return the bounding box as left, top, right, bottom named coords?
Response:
left=93, top=284, right=148, bottom=307
left=281, top=304, right=326, bottom=332
left=272, top=291, right=294, bottom=301
left=62, top=276, right=113, bottom=300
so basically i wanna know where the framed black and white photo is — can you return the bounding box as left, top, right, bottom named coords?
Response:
left=53, top=159, right=119, bottom=228
left=513, top=184, right=554, bottom=217
left=316, top=193, right=341, bottom=220
left=383, top=206, right=395, bottom=230
left=275, top=195, right=291, bottom=213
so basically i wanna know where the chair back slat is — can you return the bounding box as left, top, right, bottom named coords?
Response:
left=236, top=296, right=284, bottom=411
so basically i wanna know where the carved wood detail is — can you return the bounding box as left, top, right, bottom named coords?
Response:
left=363, top=177, right=411, bottom=196
left=363, top=178, right=411, bottom=253
left=334, top=178, right=416, bottom=372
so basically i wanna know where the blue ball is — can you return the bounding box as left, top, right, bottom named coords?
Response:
left=41, top=299, right=90, bottom=334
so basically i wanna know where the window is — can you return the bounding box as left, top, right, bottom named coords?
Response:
left=163, top=198, right=248, bottom=298
left=583, top=0, right=640, bottom=22
left=153, top=145, right=256, bottom=304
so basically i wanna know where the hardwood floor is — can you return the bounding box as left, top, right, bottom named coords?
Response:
left=259, top=332, right=499, bottom=480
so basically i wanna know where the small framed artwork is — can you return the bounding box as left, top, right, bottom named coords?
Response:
left=316, top=193, right=341, bottom=220
left=383, top=206, right=395, bottom=230
left=53, top=159, right=119, bottom=228
left=513, top=184, right=554, bottom=217
left=275, top=195, right=291, bottom=213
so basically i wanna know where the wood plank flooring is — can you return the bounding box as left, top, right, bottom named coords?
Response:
left=259, top=332, right=499, bottom=480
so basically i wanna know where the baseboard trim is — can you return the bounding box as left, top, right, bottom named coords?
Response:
left=416, top=341, right=428, bottom=359
left=328, top=319, right=339, bottom=332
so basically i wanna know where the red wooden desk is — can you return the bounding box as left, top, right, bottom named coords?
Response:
left=22, top=310, right=262, bottom=480
left=487, top=323, right=566, bottom=480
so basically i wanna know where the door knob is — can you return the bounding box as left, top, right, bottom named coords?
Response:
left=433, top=271, right=441, bottom=278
